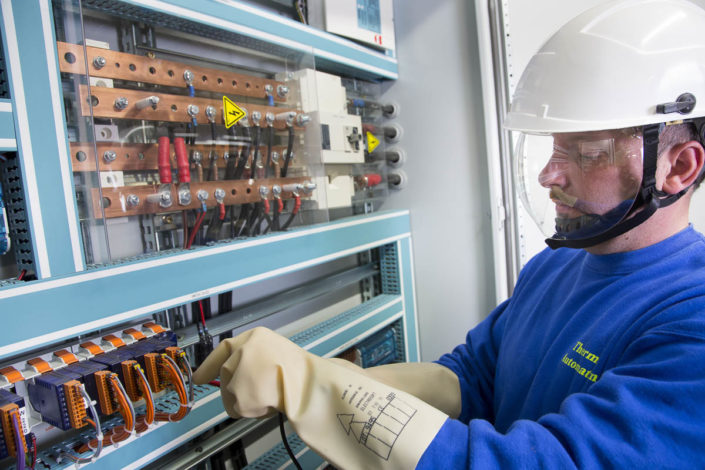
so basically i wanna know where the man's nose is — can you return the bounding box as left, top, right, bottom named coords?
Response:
left=538, top=157, right=568, bottom=188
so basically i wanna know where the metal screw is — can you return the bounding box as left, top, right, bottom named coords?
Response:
left=183, top=70, right=194, bottom=85
left=214, top=188, right=225, bottom=203
left=272, top=185, right=282, bottom=198
left=187, top=104, right=200, bottom=117
left=159, top=192, right=172, bottom=208
left=103, top=150, right=117, bottom=162
left=264, top=84, right=274, bottom=96
left=135, top=96, right=160, bottom=110
left=223, top=152, right=230, bottom=161
left=271, top=151, right=280, bottom=163
left=250, top=111, right=262, bottom=125
left=205, top=105, right=217, bottom=123
left=259, top=185, right=269, bottom=198
left=126, top=194, right=140, bottom=207
left=303, top=182, right=317, bottom=193
left=76, top=151, right=87, bottom=162
left=191, top=150, right=203, bottom=164
left=114, top=97, right=129, bottom=110
left=197, top=190, right=209, bottom=202
left=295, top=114, right=311, bottom=126
left=277, top=85, right=289, bottom=98
left=93, top=56, right=107, bottom=69
left=178, top=188, right=192, bottom=206
left=265, top=112, right=275, bottom=126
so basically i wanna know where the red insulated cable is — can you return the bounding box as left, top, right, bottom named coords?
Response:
left=219, top=203, right=226, bottom=221
left=277, top=198, right=284, bottom=214
left=198, top=300, right=207, bottom=328
left=293, top=196, right=301, bottom=215
left=186, top=211, right=206, bottom=249
left=174, top=137, right=190, bottom=183
left=158, top=136, right=172, bottom=184
left=263, top=199, right=270, bottom=214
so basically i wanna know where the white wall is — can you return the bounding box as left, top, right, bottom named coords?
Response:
left=381, top=0, right=497, bottom=361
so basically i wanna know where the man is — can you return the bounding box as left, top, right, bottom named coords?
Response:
left=193, top=0, right=705, bottom=467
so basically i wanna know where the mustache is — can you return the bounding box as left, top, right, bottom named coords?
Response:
left=549, top=186, right=613, bottom=214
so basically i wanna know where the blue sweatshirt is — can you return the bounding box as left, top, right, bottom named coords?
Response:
left=418, top=226, right=705, bottom=469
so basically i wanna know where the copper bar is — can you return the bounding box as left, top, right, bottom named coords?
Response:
left=70, top=142, right=286, bottom=173
left=79, top=85, right=299, bottom=128
left=57, top=42, right=286, bottom=102
left=91, top=177, right=310, bottom=219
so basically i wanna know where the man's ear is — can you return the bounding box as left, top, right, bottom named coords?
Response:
left=661, top=141, right=705, bottom=194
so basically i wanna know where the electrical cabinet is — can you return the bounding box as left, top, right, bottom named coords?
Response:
left=0, top=0, right=414, bottom=468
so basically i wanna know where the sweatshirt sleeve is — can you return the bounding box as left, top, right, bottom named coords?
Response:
left=435, top=299, right=509, bottom=423
left=419, top=321, right=705, bottom=469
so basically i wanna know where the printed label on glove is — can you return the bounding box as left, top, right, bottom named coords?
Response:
left=337, top=384, right=417, bottom=460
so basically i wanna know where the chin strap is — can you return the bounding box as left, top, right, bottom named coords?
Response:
left=546, top=123, right=690, bottom=250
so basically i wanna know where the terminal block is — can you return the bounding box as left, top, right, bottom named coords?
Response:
left=63, top=360, right=107, bottom=406
left=121, top=360, right=140, bottom=402
left=143, top=353, right=165, bottom=393
left=93, top=370, right=117, bottom=415
left=0, top=390, right=27, bottom=459
left=90, top=349, right=134, bottom=385
left=63, top=380, right=87, bottom=429
left=27, top=369, right=81, bottom=430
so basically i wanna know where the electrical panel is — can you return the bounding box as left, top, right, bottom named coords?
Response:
left=308, top=0, right=397, bottom=55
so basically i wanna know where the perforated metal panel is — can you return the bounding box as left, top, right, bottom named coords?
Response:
left=244, top=433, right=307, bottom=469
left=379, top=242, right=400, bottom=294
left=0, top=33, right=8, bottom=99
left=0, top=153, right=35, bottom=273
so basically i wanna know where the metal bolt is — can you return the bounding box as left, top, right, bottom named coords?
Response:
left=264, top=84, right=274, bottom=96
left=103, top=150, right=117, bottom=162
left=187, top=104, right=200, bottom=117
left=271, top=151, right=280, bottom=163
left=205, top=105, right=217, bottom=123
left=76, top=151, right=87, bottom=162
left=183, top=70, right=194, bottom=85
left=277, top=85, right=289, bottom=97
left=295, top=114, right=311, bottom=126
left=259, top=185, right=270, bottom=198
left=191, top=150, right=203, bottom=164
left=250, top=111, right=262, bottom=125
left=114, top=97, right=129, bottom=110
left=159, top=192, right=172, bottom=208
left=178, top=188, right=192, bottom=206
left=265, top=112, right=275, bottom=126
left=272, top=185, right=282, bottom=198
left=214, top=188, right=225, bottom=203
left=126, top=194, right=140, bottom=207
left=303, top=182, right=317, bottom=193
left=197, top=189, right=209, bottom=202
left=93, top=56, right=107, bottom=69
left=223, top=152, right=230, bottom=161
left=135, top=96, right=160, bottom=110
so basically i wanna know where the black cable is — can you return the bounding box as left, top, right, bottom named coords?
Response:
left=280, top=126, right=295, bottom=177
left=281, top=199, right=299, bottom=230
left=265, top=126, right=274, bottom=178
left=234, top=127, right=252, bottom=179
left=272, top=198, right=280, bottom=232
left=279, top=413, right=302, bottom=470
left=250, top=126, right=262, bottom=179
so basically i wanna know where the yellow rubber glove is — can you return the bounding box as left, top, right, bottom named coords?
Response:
left=193, top=327, right=448, bottom=470
left=363, top=362, right=461, bottom=419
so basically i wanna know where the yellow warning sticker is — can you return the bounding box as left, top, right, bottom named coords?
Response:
left=366, top=131, right=380, bottom=153
left=223, top=96, right=246, bottom=128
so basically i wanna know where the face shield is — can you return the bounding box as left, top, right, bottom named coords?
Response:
left=514, top=127, right=644, bottom=243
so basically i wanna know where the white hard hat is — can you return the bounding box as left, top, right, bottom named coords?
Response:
left=505, top=0, right=705, bottom=133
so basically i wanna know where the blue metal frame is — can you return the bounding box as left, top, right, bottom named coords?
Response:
left=0, top=0, right=84, bottom=278
left=0, top=99, right=15, bottom=150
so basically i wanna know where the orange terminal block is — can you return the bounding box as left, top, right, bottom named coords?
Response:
left=142, top=322, right=166, bottom=335
left=63, top=380, right=87, bottom=429
left=26, top=357, right=52, bottom=374
left=102, top=334, right=126, bottom=349
left=121, top=360, right=141, bottom=402
left=123, top=328, right=146, bottom=342
left=53, top=349, right=79, bottom=365
left=143, top=353, right=165, bottom=393
left=0, top=404, right=27, bottom=457
left=79, top=341, right=104, bottom=356
left=0, top=366, right=24, bottom=384
left=94, top=370, right=117, bottom=415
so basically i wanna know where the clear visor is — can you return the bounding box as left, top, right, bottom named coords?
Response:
left=514, top=127, right=644, bottom=241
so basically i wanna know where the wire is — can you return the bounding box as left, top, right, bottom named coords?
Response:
left=198, top=300, right=207, bottom=328
left=281, top=196, right=302, bottom=230
left=177, top=352, right=195, bottom=404
left=279, top=413, right=303, bottom=470
left=280, top=126, right=295, bottom=177
left=185, top=210, right=207, bottom=249
left=29, top=433, right=36, bottom=470
left=11, top=409, right=25, bottom=470
left=155, top=355, right=191, bottom=422
left=66, top=385, right=103, bottom=462
left=265, top=125, right=274, bottom=178
left=134, top=364, right=155, bottom=431
left=17, top=270, right=26, bottom=281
